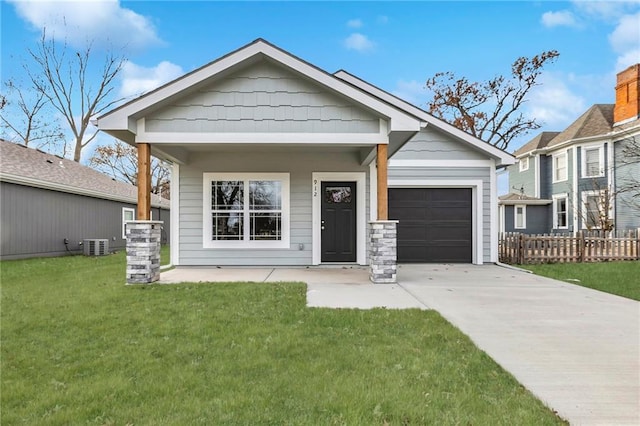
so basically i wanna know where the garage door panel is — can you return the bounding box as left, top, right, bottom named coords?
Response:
left=389, top=188, right=472, bottom=263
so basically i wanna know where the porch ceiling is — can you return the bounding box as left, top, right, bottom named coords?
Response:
left=152, top=143, right=374, bottom=165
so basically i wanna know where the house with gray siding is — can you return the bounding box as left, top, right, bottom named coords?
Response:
left=0, top=140, right=170, bottom=260
left=97, top=39, right=514, bottom=275
left=503, top=63, right=640, bottom=234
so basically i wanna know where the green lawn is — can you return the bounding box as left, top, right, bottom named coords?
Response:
left=1, top=252, right=565, bottom=425
left=522, top=261, right=640, bottom=301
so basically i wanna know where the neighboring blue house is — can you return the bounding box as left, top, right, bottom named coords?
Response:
left=502, top=64, right=640, bottom=234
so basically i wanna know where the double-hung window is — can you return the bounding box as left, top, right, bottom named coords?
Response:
left=553, top=195, right=568, bottom=229
left=553, top=152, right=567, bottom=182
left=514, top=205, right=526, bottom=229
left=581, top=146, right=604, bottom=178
left=519, top=157, right=529, bottom=172
left=582, top=190, right=605, bottom=229
left=122, top=207, right=135, bottom=239
left=203, top=173, right=289, bottom=248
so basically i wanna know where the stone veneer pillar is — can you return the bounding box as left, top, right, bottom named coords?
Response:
left=126, top=220, right=163, bottom=284
left=369, top=220, right=398, bottom=284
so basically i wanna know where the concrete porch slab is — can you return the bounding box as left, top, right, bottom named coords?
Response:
left=159, top=267, right=274, bottom=283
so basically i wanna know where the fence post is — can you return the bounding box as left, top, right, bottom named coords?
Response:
left=578, top=231, right=585, bottom=263
left=518, top=233, right=524, bottom=264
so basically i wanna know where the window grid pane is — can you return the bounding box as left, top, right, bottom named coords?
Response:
left=249, top=213, right=282, bottom=240
left=212, top=212, right=243, bottom=240
left=212, top=181, right=244, bottom=210
left=249, top=181, right=281, bottom=210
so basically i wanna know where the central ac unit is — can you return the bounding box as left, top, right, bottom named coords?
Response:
left=83, top=239, right=109, bottom=256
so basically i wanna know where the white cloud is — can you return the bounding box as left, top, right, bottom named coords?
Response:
left=347, top=19, right=363, bottom=28
left=572, top=0, right=638, bottom=21
left=119, top=61, right=184, bottom=98
left=525, top=73, right=587, bottom=129
left=609, top=11, right=640, bottom=70
left=8, top=0, right=161, bottom=51
left=343, top=33, right=374, bottom=52
left=541, top=10, right=579, bottom=28
left=391, top=79, right=426, bottom=107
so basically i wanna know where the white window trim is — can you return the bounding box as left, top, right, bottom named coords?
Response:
left=519, top=157, right=529, bottom=172
left=552, top=193, right=569, bottom=229
left=581, top=189, right=606, bottom=230
left=514, top=205, right=526, bottom=229
left=202, top=173, right=290, bottom=249
left=312, top=172, right=366, bottom=265
left=552, top=151, right=568, bottom=183
left=580, top=144, right=605, bottom=178
left=122, top=207, right=135, bottom=239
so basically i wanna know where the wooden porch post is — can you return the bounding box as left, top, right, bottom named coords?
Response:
left=376, top=143, right=388, bottom=220
left=137, top=142, right=151, bottom=220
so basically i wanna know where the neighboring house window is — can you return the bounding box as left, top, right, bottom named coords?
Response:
left=122, top=207, right=135, bottom=239
left=553, top=152, right=568, bottom=182
left=553, top=195, right=568, bottom=229
left=203, top=173, right=290, bottom=248
left=519, top=157, right=529, bottom=172
left=581, top=145, right=604, bottom=178
left=514, top=205, right=526, bottom=229
left=581, top=190, right=606, bottom=229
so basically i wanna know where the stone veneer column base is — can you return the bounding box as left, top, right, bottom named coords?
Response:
left=126, top=220, right=163, bottom=284
left=369, top=220, right=398, bottom=284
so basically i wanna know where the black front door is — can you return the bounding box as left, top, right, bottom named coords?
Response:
left=321, top=181, right=356, bottom=262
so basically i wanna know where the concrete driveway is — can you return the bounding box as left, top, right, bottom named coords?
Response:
left=396, top=263, right=639, bottom=426
left=160, top=263, right=639, bottom=424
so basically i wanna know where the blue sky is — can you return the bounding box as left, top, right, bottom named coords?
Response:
left=2, top=0, right=639, bottom=160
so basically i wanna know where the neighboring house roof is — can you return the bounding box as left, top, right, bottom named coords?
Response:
left=547, top=104, right=614, bottom=148
left=498, top=192, right=552, bottom=205
left=333, top=70, right=515, bottom=166
left=512, top=131, right=560, bottom=157
left=0, top=140, right=169, bottom=208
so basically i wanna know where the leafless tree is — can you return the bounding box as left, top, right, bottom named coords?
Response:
left=617, top=135, right=640, bottom=210
left=89, top=139, right=170, bottom=198
left=576, top=181, right=615, bottom=232
left=0, top=79, right=64, bottom=151
left=425, top=50, right=560, bottom=151
left=27, top=31, right=126, bottom=162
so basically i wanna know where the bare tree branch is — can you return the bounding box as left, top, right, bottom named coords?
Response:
left=26, top=30, right=127, bottom=162
left=425, top=50, right=560, bottom=151
left=89, top=140, right=171, bottom=198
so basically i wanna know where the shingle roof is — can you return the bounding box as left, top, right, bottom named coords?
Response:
left=0, top=140, right=169, bottom=208
left=498, top=192, right=552, bottom=205
left=547, top=104, right=614, bottom=148
left=513, top=131, right=560, bottom=156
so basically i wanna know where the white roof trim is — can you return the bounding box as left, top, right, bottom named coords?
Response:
left=98, top=39, right=421, bottom=138
left=0, top=172, right=169, bottom=208
left=334, top=70, right=516, bottom=166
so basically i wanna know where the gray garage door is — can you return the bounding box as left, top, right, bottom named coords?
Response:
left=389, top=188, right=472, bottom=263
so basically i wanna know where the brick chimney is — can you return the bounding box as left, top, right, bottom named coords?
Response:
left=614, top=64, right=640, bottom=124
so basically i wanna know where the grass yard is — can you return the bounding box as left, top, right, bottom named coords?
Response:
left=522, top=261, right=640, bottom=301
left=1, top=251, right=565, bottom=425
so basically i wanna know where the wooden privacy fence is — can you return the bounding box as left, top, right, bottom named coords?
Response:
left=499, top=230, right=640, bottom=264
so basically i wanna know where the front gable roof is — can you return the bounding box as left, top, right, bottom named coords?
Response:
left=333, top=70, right=516, bottom=166
left=98, top=39, right=422, bottom=147
left=0, top=140, right=169, bottom=208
